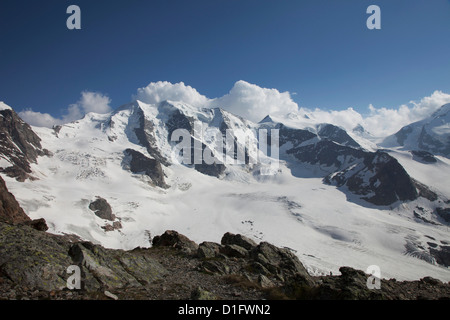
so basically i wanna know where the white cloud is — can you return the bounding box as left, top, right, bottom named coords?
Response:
left=19, top=91, right=112, bottom=128
left=210, top=80, right=299, bottom=123
left=18, top=110, right=62, bottom=128
left=75, top=91, right=112, bottom=114
left=296, top=90, right=450, bottom=137
left=133, top=81, right=209, bottom=107
left=361, top=90, right=450, bottom=136
left=133, top=80, right=299, bottom=123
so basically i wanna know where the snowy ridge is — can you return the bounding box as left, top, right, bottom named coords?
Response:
left=0, top=101, right=12, bottom=111
left=381, top=103, right=450, bottom=157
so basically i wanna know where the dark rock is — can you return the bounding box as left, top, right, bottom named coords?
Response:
left=257, top=274, right=274, bottom=289
left=152, top=230, right=199, bottom=255
left=68, top=242, right=167, bottom=290
left=411, top=150, right=437, bottom=163
left=413, top=179, right=438, bottom=202
left=221, top=232, right=257, bottom=250
left=198, top=260, right=230, bottom=275
left=0, top=175, right=31, bottom=224
left=89, top=197, right=115, bottom=221
left=317, top=123, right=360, bottom=148
left=0, top=222, right=73, bottom=291
left=101, top=221, right=122, bottom=232
left=0, top=108, right=49, bottom=181
left=132, top=107, right=170, bottom=167
left=278, top=124, right=317, bottom=148
left=429, top=245, right=450, bottom=267
left=197, top=242, right=222, bottom=259
left=288, top=140, right=366, bottom=169
left=23, top=218, right=49, bottom=231
left=436, top=207, right=450, bottom=223
left=246, top=261, right=271, bottom=276
left=123, top=148, right=168, bottom=188
left=326, top=150, right=419, bottom=206
left=250, top=242, right=314, bottom=286
left=219, top=244, right=249, bottom=258
left=420, top=277, right=442, bottom=285
left=312, top=266, right=384, bottom=300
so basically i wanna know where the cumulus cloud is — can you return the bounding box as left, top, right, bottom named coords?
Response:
left=18, top=110, right=62, bottom=128
left=304, top=90, right=450, bottom=137
left=19, top=91, right=112, bottom=128
left=74, top=91, right=112, bottom=114
left=134, top=81, right=209, bottom=107
left=209, top=80, right=299, bottom=123
left=362, top=90, right=450, bottom=136
left=133, top=80, right=299, bottom=123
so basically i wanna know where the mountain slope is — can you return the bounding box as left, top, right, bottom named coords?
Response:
left=0, top=100, right=449, bottom=282
left=0, top=102, right=50, bottom=181
left=381, top=103, right=450, bottom=158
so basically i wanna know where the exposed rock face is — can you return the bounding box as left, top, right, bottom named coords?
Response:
left=197, top=241, right=222, bottom=259
left=0, top=224, right=449, bottom=300
left=384, top=103, right=450, bottom=158
left=152, top=230, right=199, bottom=255
left=436, top=207, right=450, bottom=223
left=312, top=266, right=450, bottom=300
left=285, top=134, right=420, bottom=205
left=68, top=242, right=167, bottom=291
left=317, top=124, right=360, bottom=148
left=132, top=107, right=170, bottom=167
left=123, top=148, right=168, bottom=188
left=250, top=242, right=313, bottom=286
left=22, top=218, right=49, bottom=231
left=193, top=141, right=226, bottom=177
left=0, top=222, right=73, bottom=291
left=88, top=197, right=123, bottom=231
left=167, top=106, right=226, bottom=178
left=0, top=175, right=31, bottom=224
left=0, top=108, right=50, bottom=181
left=89, top=197, right=115, bottom=221
left=327, top=151, right=418, bottom=205
left=221, top=232, right=257, bottom=250
left=411, top=150, right=437, bottom=163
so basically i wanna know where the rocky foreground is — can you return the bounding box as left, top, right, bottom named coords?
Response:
left=0, top=223, right=449, bottom=300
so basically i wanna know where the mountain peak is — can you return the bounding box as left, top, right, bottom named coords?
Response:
left=259, top=115, right=275, bottom=124
left=431, top=103, right=450, bottom=118
left=0, top=101, right=12, bottom=111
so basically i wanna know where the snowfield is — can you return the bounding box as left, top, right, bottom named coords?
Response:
left=2, top=101, right=450, bottom=282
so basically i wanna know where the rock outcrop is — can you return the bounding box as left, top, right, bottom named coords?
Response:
left=0, top=175, right=31, bottom=224
left=123, top=148, right=168, bottom=188
left=0, top=223, right=449, bottom=300
left=89, top=197, right=115, bottom=221
left=0, top=108, right=50, bottom=181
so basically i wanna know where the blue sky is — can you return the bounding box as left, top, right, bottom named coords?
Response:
left=1, top=0, right=450, bottom=120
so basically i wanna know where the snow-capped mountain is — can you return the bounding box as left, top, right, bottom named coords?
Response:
left=1, top=99, right=450, bottom=282
left=381, top=103, right=450, bottom=157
